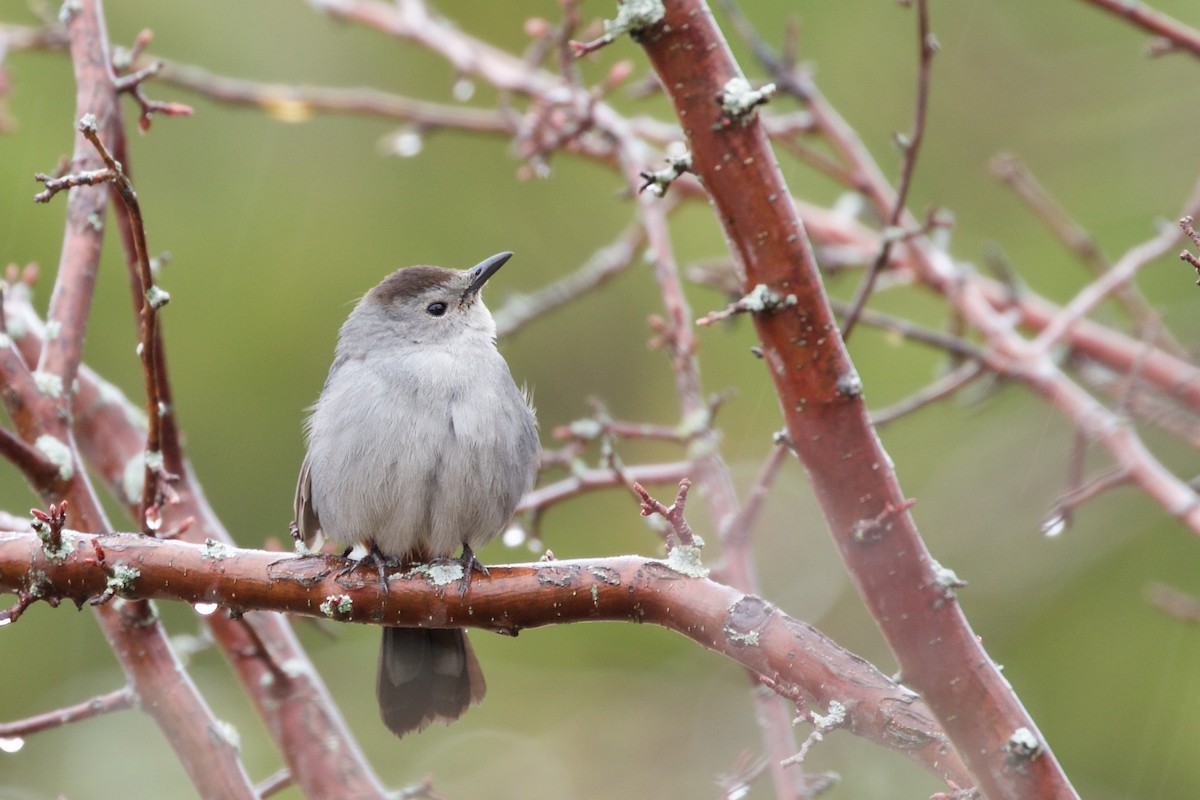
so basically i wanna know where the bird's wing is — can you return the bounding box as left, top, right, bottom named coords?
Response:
left=292, top=454, right=325, bottom=550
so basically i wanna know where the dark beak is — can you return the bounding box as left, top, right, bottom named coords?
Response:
left=462, top=251, right=513, bottom=299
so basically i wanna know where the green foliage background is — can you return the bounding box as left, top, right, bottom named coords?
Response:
left=1, top=1, right=1199, bottom=797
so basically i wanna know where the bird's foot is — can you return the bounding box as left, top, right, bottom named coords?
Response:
left=337, top=541, right=399, bottom=593
left=430, top=543, right=488, bottom=597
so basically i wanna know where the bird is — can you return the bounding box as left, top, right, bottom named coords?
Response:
left=294, top=251, right=539, bottom=737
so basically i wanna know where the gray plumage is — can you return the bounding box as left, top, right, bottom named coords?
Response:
left=294, top=252, right=538, bottom=737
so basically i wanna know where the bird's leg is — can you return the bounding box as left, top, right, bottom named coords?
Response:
left=455, top=543, right=488, bottom=597
left=336, top=540, right=396, bottom=593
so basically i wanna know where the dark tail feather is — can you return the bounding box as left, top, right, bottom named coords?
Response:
left=377, top=627, right=487, bottom=737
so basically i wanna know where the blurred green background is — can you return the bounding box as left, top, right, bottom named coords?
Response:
left=2, top=1, right=1200, bottom=797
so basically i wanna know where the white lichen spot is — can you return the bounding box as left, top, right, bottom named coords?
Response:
left=567, top=418, right=604, bottom=439
left=725, top=627, right=759, bottom=646
left=320, top=594, right=353, bottom=618
left=662, top=542, right=705, bottom=578
left=640, top=151, right=692, bottom=197
left=930, top=559, right=967, bottom=597
left=33, top=371, right=63, bottom=398
left=37, top=530, right=75, bottom=563
left=836, top=370, right=863, bottom=398
left=144, top=450, right=164, bottom=471
left=720, top=77, right=776, bottom=119
left=35, top=434, right=74, bottom=480
left=741, top=283, right=796, bottom=314
left=77, top=112, right=97, bottom=133
left=44, top=320, right=62, bottom=340
left=5, top=314, right=25, bottom=340
left=811, top=699, right=847, bottom=730
left=58, top=0, right=82, bottom=24
left=280, top=658, right=310, bottom=679
left=412, top=562, right=465, bottom=587
left=201, top=538, right=233, bottom=561
left=122, top=454, right=145, bottom=505
left=145, top=284, right=171, bottom=309
left=1005, top=726, right=1042, bottom=761
left=86, top=213, right=103, bottom=232
left=213, top=720, right=242, bottom=752
left=106, top=563, right=141, bottom=595
left=603, top=0, right=666, bottom=39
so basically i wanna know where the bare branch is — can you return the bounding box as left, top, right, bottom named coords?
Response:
left=0, top=529, right=973, bottom=788
left=840, top=0, right=936, bottom=341
left=1078, top=0, right=1200, bottom=59
left=0, top=687, right=134, bottom=738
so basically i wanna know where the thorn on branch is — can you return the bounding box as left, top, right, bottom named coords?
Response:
left=848, top=498, right=916, bottom=545
left=638, top=151, right=692, bottom=197
left=697, top=283, right=797, bottom=326
left=715, top=77, right=776, bottom=128
left=569, top=0, right=666, bottom=57
left=1179, top=216, right=1200, bottom=283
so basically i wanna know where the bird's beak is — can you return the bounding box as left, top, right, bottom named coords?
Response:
left=462, top=251, right=513, bottom=300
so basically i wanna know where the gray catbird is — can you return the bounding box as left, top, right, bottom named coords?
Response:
left=293, top=251, right=539, bottom=737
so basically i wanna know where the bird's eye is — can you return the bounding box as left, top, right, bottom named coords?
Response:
left=426, top=302, right=448, bottom=317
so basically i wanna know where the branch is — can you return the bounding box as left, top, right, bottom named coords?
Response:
left=0, top=687, right=134, bottom=737
left=1078, top=0, right=1200, bottom=59
left=635, top=2, right=1075, bottom=797
left=2, top=290, right=389, bottom=798
left=991, top=152, right=1185, bottom=357
left=840, top=0, right=935, bottom=341
left=0, top=529, right=974, bottom=789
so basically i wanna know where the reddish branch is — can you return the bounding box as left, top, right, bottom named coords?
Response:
left=840, top=0, right=935, bottom=341
left=0, top=529, right=973, bottom=788
left=3, top=287, right=389, bottom=798
left=34, top=115, right=174, bottom=532
left=991, top=152, right=1185, bottom=356
left=1078, top=0, right=1200, bottom=59
left=0, top=687, right=134, bottom=737
left=635, top=2, right=1078, bottom=797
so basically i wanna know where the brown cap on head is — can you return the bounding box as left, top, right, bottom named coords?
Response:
left=367, top=265, right=456, bottom=305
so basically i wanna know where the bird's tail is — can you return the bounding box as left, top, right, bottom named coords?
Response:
left=377, top=626, right=487, bottom=737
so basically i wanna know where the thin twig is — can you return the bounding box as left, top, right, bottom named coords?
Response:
left=0, top=687, right=135, bottom=737
left=869, top=361, right=987, bottom=428
left=633, top=478, right=697, bottom=547
left=840, top=0, right=935, bottom=341
left=991, top=153, right=1184, bottom=357
left=1032, top=177, right=1200, bottom=355
left=1078, top=0, right=1200, bottom=59
left=516, top=461, right=692, bottom=515
left=494, top=214, right=650, bottom=338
